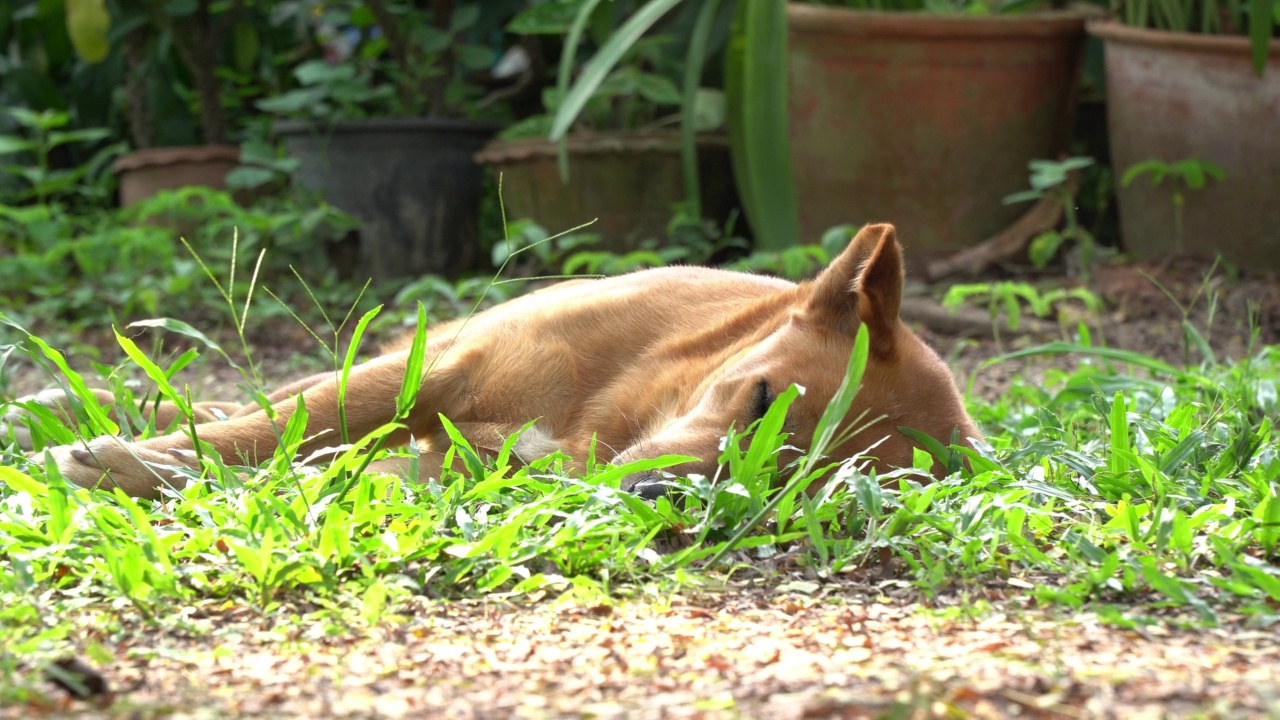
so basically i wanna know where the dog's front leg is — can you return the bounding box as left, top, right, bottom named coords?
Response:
left=40, top=350, right=446, bottom=499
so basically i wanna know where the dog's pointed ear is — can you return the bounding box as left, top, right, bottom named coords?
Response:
left=804, top=223, right=904, bottom=356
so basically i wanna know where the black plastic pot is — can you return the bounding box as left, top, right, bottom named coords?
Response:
left=276, top=118, right=500, bottom=281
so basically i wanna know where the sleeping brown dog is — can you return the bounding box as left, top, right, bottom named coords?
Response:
left=5, top=223, right=980, bottom=499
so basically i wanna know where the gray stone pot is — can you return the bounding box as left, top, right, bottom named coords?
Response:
left=276, top=118, right=500, bottom=281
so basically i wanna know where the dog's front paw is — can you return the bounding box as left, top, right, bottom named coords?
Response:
left=37, top=436, right=199, bottom=499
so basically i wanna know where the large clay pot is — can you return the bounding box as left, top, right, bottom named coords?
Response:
left=112, top=145, right=242, bottom=206
left=1089, top=22, right=1280, bottom=270
left=787, top=6, right=1088, bottom=264
left=276, top=118, right=499, bottom=281
left=473, top=132, right=736, bottom=253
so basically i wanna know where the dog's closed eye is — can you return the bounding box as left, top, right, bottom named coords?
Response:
left=750, top=379, right=773, bottom=423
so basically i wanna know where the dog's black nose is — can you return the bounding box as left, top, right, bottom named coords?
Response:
left=626, top=473, right=667, bottom=501
left=635, top=480, right=667, bottom=501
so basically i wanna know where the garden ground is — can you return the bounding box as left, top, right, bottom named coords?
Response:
left=4, top=256, right=1278, bottom=719
left=10, top=583, right=1279, bottom=719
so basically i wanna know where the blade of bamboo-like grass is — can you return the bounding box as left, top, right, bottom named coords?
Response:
left=1249, top=0, right=1274, bottom=76
left=725, top=0, right=798, bottom=249
left=678, top=0, right=725, bottom=218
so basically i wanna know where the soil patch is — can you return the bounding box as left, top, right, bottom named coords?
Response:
left=12, top=586, right=1278, bottom=718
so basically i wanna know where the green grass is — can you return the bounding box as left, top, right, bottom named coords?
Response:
left=1, top=298, right=1278, bottom=703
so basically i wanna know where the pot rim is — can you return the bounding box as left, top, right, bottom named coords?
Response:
left=1087, top=19, right=1280, bottom=55
left=274, top=117, right=504, bottom=136
left=786, top=5, right=1095, bottom=38
left=111, top=144, right=242, bottom=173
left=474, top=131, right=729, bottom=165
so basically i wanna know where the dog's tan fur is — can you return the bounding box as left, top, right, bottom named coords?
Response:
left=13, top=224, right=980, bottom=499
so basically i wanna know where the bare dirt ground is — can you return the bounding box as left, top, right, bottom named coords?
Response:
left=5, top=257, right=1279, bottom=719
left=11, top=584, right=1280, bottom=719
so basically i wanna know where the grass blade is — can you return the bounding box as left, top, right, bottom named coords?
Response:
left=337, top=305, right=383, bottom=444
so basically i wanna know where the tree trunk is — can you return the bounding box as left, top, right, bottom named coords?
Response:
left=171, top=0, right=228, bottom=145
left=123, top=26, right=155, bottom=149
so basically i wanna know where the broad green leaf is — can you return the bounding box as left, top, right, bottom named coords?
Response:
left=738, top=383, right=801, bottom=488
left=12, top=325, right=119, bottom=436
left=65, top=0, right=111, bottom=63
left=295, top=60, right=356, bottom=85
left=128, top=317, right=237, bottom=370
left=0, top=137, right=37, bottom=155
left=48, top=128, right=112, bottom=148
left=808, top=324, right=869, bottom=461
left=1003, top=189, right=1043, bottom=205
left=115, top=330, right=193, bottom=418
left=509, top=1, right=585, bottom=34
left=232, top=20, right=260, bottom=73
left=0, top=466, right=47, bottom=498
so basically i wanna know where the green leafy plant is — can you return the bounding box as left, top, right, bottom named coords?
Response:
left=223, top=129, right=303, bottom=192
left=504, top=3, right=698, bottom=139
left=944, top=281, right=1104, bottom=348
left=1004, top=156, right=1099, bottom=278
left=506, top=0, right=726, bottom=230
left=0, top=108, right=123, bottom=206
left=0, top=184, right=360, bottom=341
left=1122, top=158, right=1226, bottom=255
left=255, top=59, right=398, bottom=122
left=257, top=1, right=517, bottom=123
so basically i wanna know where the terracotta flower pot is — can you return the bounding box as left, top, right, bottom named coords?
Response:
left=474, top=131, right=736, bottom=253
left=786, top=6, right=1089, bottom=264
left=276, top=118, right=499, bottom=281
left=1088, top=21, right=1280, bottom=270
left=112, top=145, right=242, bottom=207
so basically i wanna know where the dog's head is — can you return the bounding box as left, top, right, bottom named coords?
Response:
left=619, top=223, right=981, bottom=498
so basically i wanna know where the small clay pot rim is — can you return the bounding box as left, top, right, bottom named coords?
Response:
left=111, top=144, right=241, bottom=173
left=474, top=131, right=729, bottom=165
left=1088, top=19, right=1280, bottom=56
left=274, top=117, right=503, bottom=137
left=787, top=6, right=1095, bottom=39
